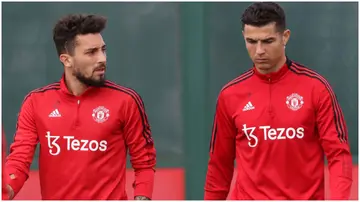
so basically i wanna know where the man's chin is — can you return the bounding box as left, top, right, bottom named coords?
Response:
left=78, top=77, right=106, bottom=87
left=256, top=63, right=271, bottom=69
left=90, top=78, right=106, bottom=87
left=254, top=63, right=277, bottom=74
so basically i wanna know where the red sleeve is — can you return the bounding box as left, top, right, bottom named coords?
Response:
left=315, top=82, right=352, bottom=200
left=123, top=93, right=156, bottom=199
left=2, top=130, right=9, bottom=200
left=204, top=91, right=236, bottom=200
left=5, top=94, right=38, bottom=197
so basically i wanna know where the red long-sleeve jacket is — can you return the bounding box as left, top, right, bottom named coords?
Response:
left=2, top=129, right=8, bottom=200
left=205, top=58, right=352, bottom=200
left=5, top=75, right=156, bottom=200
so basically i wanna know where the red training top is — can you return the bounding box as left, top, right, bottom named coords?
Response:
left=6, top=75, right=156, bottom=200
left=2, top=129, right=9, bottom=200
left=205, top=58, right=352, bottom=200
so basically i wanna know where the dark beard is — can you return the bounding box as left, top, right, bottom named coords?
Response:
left=74, top=71, right=106, bottom=87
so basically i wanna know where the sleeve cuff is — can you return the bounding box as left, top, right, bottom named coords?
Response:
left=133, top=169, right=155, bottom=199
left=133, top=182, right=154, bottom=199
left=7, top=169, right=27, bottom=197
left=204, top=190, right=228, bottom=200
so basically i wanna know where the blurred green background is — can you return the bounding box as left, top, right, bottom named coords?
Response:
left=2, top=2, right=358, bottom=199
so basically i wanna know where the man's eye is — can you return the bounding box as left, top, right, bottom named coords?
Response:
left=263, top=40, right=274, bottom=44
left=87, top=50, right=96, bottom=55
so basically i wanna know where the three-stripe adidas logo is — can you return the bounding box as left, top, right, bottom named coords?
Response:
left=49, top=109, right=61, bottom=117
left=243, top=101, right=255, bottom=111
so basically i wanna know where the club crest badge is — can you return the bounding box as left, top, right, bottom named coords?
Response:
left=92, top=106, right=110, bottom=123
left=286, top=93, right=304, bottom=111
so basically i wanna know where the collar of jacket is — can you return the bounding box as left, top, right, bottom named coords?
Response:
left=253, top=56, right=292, bottom=83
left=59, top=73, right=98, bottom=101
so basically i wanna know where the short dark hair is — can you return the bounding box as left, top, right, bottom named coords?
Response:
left=52, top=14, right=107, bottom=56
left=241, top=2, right=286, bottom=32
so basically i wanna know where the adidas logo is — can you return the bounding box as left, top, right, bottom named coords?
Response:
left=243, top=101, right=255, bottom=111
left=49, top=109, right=61, bottom=118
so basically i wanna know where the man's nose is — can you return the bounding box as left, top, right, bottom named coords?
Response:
left=255, top=43, right=265, bottom=55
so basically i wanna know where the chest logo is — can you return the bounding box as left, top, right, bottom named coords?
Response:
left=286, top=93, right=304, bottom=111
left=92, top=106, right=110, bottom=123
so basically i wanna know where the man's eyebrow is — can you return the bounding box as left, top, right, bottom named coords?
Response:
left=262, top=37, right=276, bottom=41
left=245, top=37, right=256, bottom=41
left=245, top=37, right=276, bottom=41
left=84, top=45, right=106, bottom=52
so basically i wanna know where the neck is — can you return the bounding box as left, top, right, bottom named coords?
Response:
left=257, top=55, right=287, bottom=74
left=64, top=72, right=88, bottom=96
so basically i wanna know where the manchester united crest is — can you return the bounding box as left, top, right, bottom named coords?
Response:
left=92, top=106, right=110, bottom=123
left=286, top=93, right=304, bottom=111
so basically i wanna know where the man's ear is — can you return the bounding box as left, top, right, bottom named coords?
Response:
left=59, top=53, right=72, bottom=67
left=283, top=29, right=291, bottom=46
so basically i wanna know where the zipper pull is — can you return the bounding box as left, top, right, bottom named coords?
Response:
left=77, top=100, right=80, bottom=105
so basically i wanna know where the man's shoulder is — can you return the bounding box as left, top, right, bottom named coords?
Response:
left=17, top=82, right=60, bottom=107
left=288, top=60, right=331, bottom=89
left=220, top=68, right=255, bottom=96
left=101, top=80, right=144, bottom=102
left=25, top=82, right=61, bottom=99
